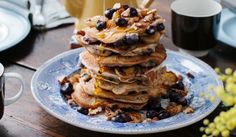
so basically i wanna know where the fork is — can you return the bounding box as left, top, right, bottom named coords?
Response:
left=33, top=0, right=46, bottom=30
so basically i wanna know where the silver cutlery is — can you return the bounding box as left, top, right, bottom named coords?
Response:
left=33, top=0, right=46, bottom=30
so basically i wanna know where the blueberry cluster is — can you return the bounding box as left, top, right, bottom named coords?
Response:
left=145, top=23, right=165, bottom=35
left=166, top=81, right=188, bottom=106
left=145, top=99, right=170, bottom=119
left=111, top=112, right=132, bottom=123
left=95, top=4, right=139, bottom=31
left=112, top=33, right=140, bottom=46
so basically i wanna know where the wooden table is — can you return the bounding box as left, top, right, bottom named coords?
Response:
left=0, top=0, right=235, bottom=137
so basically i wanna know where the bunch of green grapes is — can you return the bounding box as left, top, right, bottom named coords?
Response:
left=200, top=68, right=236, bottom=137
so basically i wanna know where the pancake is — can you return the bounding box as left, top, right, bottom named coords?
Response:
left=97, top=78, right=149, bottom=95
left=91, top=44, right=166, bottom=67
left=80, top=43, right=166, bottom=67
left=72, top=84, right=146, bottom=110
left=78, top=78, right=149, bottom=104
left=85, top=42, right=158, bottom=57
left=80, top=45, right=166, bottom=68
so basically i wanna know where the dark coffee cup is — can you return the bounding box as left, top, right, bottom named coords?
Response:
left=171, top=0, right=222, bottom=57
left=0, top=63, right=24, bottom=119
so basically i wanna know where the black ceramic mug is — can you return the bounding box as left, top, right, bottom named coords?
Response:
left=171, top=0, right=222, bottom=57
left=0, top=63, right=24, bottom=119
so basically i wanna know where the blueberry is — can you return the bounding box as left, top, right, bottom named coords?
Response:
left=77, top=106, right=89, bottom=115
left=96, top=21, right=106, bottom=31
left=111, top=113, right=131, bottom=123
left=146, top=110, right=158, bottom=118
left=83, top=37, right=99, bottom=44
left=123, top=4, right=129, bottom=10
left=115, top=18, right=128, bottom=27
left=146, top=25, right=156, bottom=35
left=172, top=81, right=185, bottom=90
left=178, top=98, right=188, bottom=106
left=169, top=89, right=182, bottom=102
left=113, top=39, right=125, bottom=46
left=125, top=33, right=139, bottom=45
left=142, top=48, right=153, bottom=56
left=161, top=92, right=170, bottom=99
left=158, top=110, right=170, bottom=119
left=156, top=23, right=165, bottom=31
left=60, top=82, right=73, bottom=95
left=147, top=99, right=162, bottom=111
left=105, top=8, right=116, bottom=19
left=187, top=72, right=195, bottom=79
left=130, top=7, right=138, bottom=17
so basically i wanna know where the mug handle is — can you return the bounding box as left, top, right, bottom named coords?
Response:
left=4, top=72, right=24, bottom=106
left=139, top=0, right=154, bottom=8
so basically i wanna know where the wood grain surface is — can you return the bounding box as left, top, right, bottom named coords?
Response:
left=0, top=0, right=236, bottom=136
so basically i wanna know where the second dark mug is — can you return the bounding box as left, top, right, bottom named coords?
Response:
left=0, top=63, right=24, bottom=119
left=171, top=0, right=222, bottom=57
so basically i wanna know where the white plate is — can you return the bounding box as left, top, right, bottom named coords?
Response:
left=0, top=7, right=31, bottom=52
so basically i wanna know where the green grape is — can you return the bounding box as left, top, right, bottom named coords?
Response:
left=209, top=123, right=215, bottom=129
left=203, top=119, right=210, bottom=125
left=233, top=70, right=236, bottom=78
left=200, top=127, right=205, bottom=132
left=205, top=128, right=212, bottom=135
left=212, top=129, right=220, bottom=136
left=216, top=124, right=225, bottom=132
left=225, top=68, right=233, bottom=75
left=226, top=77, right=235, bottom=83
left=219, top=75, right=227, bottom=81
left=201, top=67, right=236, bottom=136
left=214, top=116, right=221, bottom=124
left=226, top=121, right=235, bottom=130
left=215, top=67, right=221, bottom=74
left=221, top=130, right=230, bottom=137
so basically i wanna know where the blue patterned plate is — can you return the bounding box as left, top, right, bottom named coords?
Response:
left=31, top=48, right=223, bottom=134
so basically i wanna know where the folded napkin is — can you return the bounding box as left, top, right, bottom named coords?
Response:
left=222, top=0, right=236, bottom=13
left=30, top=0, right=74, bottom=29
left=0, top=0, right=74, bottom=29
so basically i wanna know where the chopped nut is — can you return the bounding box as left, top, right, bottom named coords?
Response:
left=106, top=20, right=116, bottom=28
left=121, top=8, right=130, bottom=17
left=128, top=18, right=134, bottom=25
left=88, top=107, right=103, bottom=115
left=144, top=14, right=153, bottom=22
left=65, top=95, right=72, bottom=100
left=147, top=9, right=157, bottom=15
left=127, top=112, right=143, bottom=123
left=133, top=17, right=140, bottom=22
left=68, top=74, right=80, bottom=84
left=183, top=106, right=194, bottom=114
left=138, top=8, right=148, bottom=17
left=112, top=11, right=120, bottom=20
left=105, top=107, right=122, bottom=120
left=76, top=30, right=85, bottom=36
left=58, top=76, right=68, bottom=85
left=143, top=118, right=152, bottom=123
left=68, top=99, right=75, bottom=105
left=166, top=102, right=183, bottom=116
left=113, top=3, right=121, bottom=10
left=150, top=18, right=164, bottom=26
left=154, top=13, right=161, bottom=19
left=176, top=89, right=188, bottom=97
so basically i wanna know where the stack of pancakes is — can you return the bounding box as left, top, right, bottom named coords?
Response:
left=72, top=3, right=178, bottom=110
